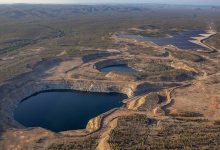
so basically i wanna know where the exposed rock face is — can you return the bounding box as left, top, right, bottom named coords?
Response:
left=94, top=59, right=128, bottom=70
left=133, top=82, right=160, bottom=96
left=0, top=53, right=161, bottom=133
left=126, top=96, right=147, bottom=110
left=82, top=52, right=113, bottom=63
left=126, top=93, right=161, bottom=111
left=105, top=72, right=137, bottom=81
left=86, top=116, right=101, bottom=132
left=0, top=79, right=159, bottom=130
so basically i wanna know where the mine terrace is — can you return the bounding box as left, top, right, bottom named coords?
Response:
left=0, top=4, right=220, bottom=150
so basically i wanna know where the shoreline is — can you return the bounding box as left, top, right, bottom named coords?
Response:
left=189, top=30, right=217, bottom=51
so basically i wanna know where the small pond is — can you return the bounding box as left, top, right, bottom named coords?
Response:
left=14, top=90, right=127, bottom=132
left=118, top=29, right=208, bottom=50
left=100, top=64, right=136, bottom=73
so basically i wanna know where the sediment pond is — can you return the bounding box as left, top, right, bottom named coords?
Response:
left=14, top=90, right=127, bottom=132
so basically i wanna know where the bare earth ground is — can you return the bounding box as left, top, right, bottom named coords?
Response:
left=0, top=7, right=220, bottom=149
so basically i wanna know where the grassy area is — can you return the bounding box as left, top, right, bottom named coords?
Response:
left=0, top=4, right=219, bottom=83
left=157, top=69, right=194, bottom=82
left=127, top=45, right=166, bottom=57
left=127, top=26, right=180, bottom=37
left=170, top=50, right=205, bottom=62
left=109, top=114, right=151, bottom=150
left=0, top=39, right=34, bottom=55
left=129, top=58, right=194, bottom=82
left=109, top=114, right=220, bottom=150
left=1, top=5, right=220, bottom=150
left=46, top=136, right=98, bottom=150
left=205, top=33, right=220, bottom=49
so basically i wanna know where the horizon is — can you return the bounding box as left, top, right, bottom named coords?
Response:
left=0, top=0, right=220, bottom=6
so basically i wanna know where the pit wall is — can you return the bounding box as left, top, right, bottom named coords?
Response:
left=82, top=52, right=120, bottom=63
left=94, top=59, right=128, bottom=70
left=0, top=79, right=159, bottom=130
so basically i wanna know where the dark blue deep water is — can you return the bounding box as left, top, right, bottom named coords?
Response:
left=100, top=65, right=136, bottom=73
left=119, top=30, right=208, bottom=50
left=14, top=90, right=126, bottom=132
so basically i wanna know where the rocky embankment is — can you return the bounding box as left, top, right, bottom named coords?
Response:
left=94, top=59, right=128, bottom=70
left=0, top=78, right=159, bottom=131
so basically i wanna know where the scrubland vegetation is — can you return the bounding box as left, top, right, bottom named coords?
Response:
left=109, top=114, right=220, bottom=150
left=47, top=136, right=98, bottom=150
left=1, top=4, right=220, bottom=150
